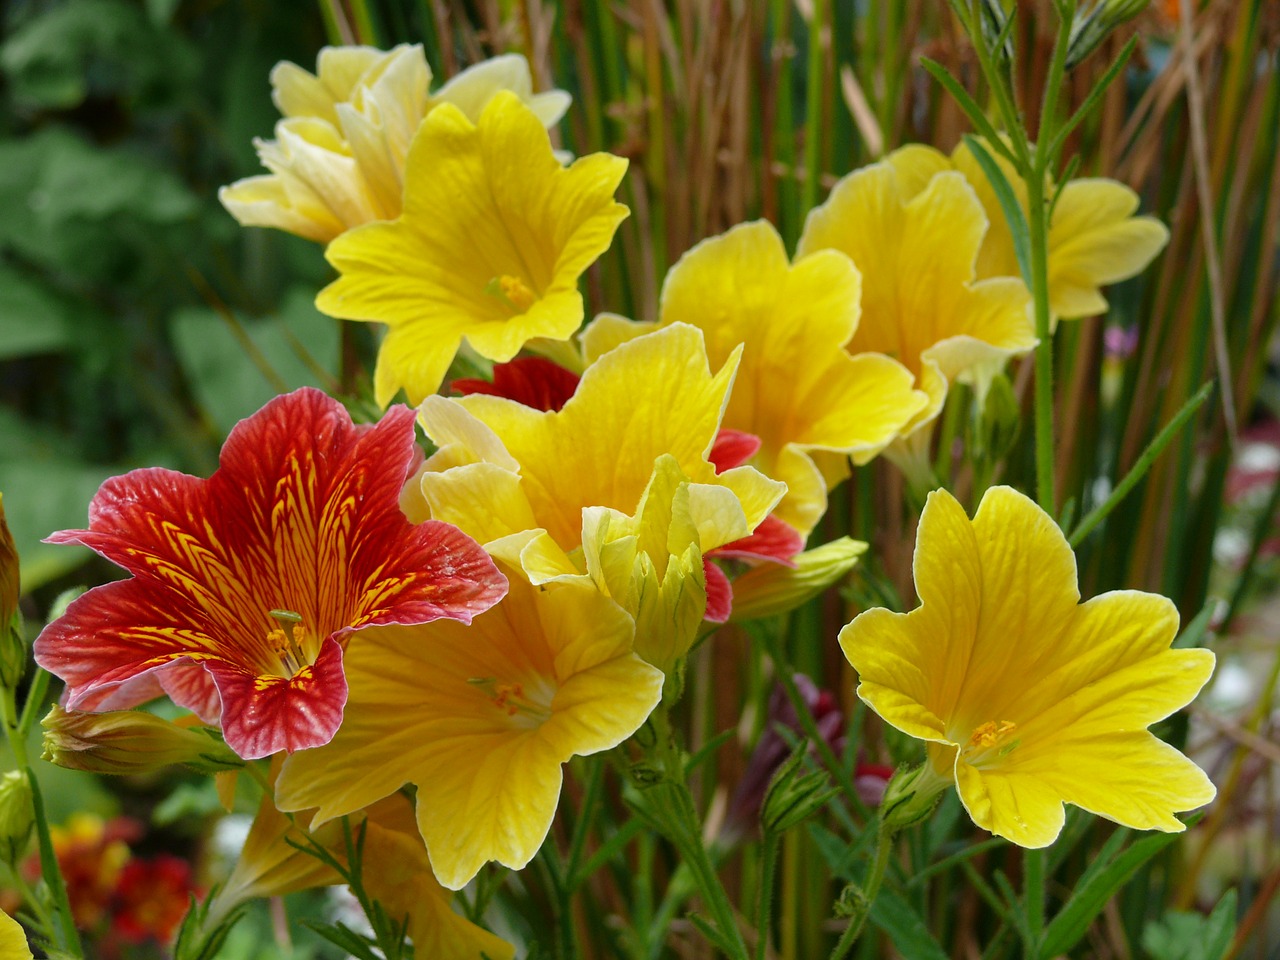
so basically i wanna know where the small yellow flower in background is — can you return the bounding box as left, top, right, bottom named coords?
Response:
left=275, top=563, right=663, bottom=891
left=839, top=485, right=1216, bottom=848
left=798, top=154, right=1035, bottom=445
left=405, top=323, right=785, bottom=661
left=316, top=91, right=629, bottom=406
left=897, top=142, right=1170, bottom=321
left=580, top=220, right=927, bottom=537
left=219, top=45, right=571, bottom=244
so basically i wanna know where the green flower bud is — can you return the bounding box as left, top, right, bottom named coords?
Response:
left=42, top=704, right=243, bottom=776
left=1067, top=0, right=1151, bottom=68
left=760, top=742, right=839, bottom=835
left=0, top=770, right=34, bottom=867
left=0, top=494, right=26, bottom=690
left=729, top=538, right=867, bottom=623
left=879, top=761, right=953, bottom=832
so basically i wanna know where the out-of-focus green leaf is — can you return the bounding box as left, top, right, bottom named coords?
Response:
left=172, top=287, right=340, bottom=434
left=0, top=0, right=196, bottom=109
left=0, top=266, right=71, bottom=358
left=868, top=888, right=950, bottom=960
left=1141, top=889, right=1236, bottom=960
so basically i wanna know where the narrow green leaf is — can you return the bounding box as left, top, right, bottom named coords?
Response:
left=867, top=888, right=950, bottom=960
left=919, top=59, right=1017, bottom=166
left=1174, top=599, right=1217, bottom=649
left=1048, top=37, right=1138, bottom=165
left=964, top=133, right=1033, bottom=284
left=1040, top=828, right=1185, bottom=958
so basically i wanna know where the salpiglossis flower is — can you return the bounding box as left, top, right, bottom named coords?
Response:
left=275, top=561, right=663, bottom=890
left=580, top=220, right=927, bottom=537
left=839, top=485, right=1216, bottom=847
left=404, top=323, right=785, bottom=667
left=219, top=45, right=570, bottom=244
left=798, top=154, right=1035, bottom=441
left=316, top=91, right=629, bottom=406
left=891, top=142, right=1170, bottom=321
left=35, top=388, right=506, bottom=760
left=0, top=909, right=31, bottom=960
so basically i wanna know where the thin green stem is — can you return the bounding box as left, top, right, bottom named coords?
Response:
left=802, top=0, right=827, bottom=214
left=649, top=707, right=749, bottom=960
left=27, top=771, right=83, bottom=957
left=18, top=668, right=51, bottom=737
left=1026, top=165, right=1057, bottom=513
left=755, top=833, right=782, bottom=960
left=828, top=823, right=896, bottom=959
left=1022, top=847, right=1045, bottom=956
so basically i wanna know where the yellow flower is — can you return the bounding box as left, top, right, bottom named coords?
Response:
left=798, top=154, right=1035, bottom=440
left=219, top=45, right=570, bottom=244
left=580, top=220, right=927, bottom=536
left=316, top=91, right=628, bottom=405
left=207, top=788, right=510, bottom=959
left=0, top=909, right=31, bottom=960
left=839, top=485, right=1216, bottom=848
left=275, top=563, right=663, bottom=890
left=406, top=323, right=785, bottom=663
left=897, top=142, right=1170, bottom=321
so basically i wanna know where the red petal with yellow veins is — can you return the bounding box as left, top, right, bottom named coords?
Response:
left=710, top=515, right=804, bottom=566
left=35, top=388, right=506, bottom=757
left=208, top=638, right=348, bottom=759
left=709, top=429, right=762, bottom=473
left=452, top=357, right=581, bottom=412
left=703, top=559, right=733, bottom=623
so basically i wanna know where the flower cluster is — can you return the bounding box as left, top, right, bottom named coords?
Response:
left=26, top=38, right=1215, bottom=960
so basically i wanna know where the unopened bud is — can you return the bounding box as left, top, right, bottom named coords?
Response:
left=729, top=538, right=867, bottom=623
left=879, top=761, right=953, bottom=832
left=0, top=494, right=25, bottom=689
left=0, top=770, right=34, bottom=867
left=42, top=705, right=243, bottom=776
left=972, top=372, right=1021, bottom=465
left=760, top=742, right=839, bottom=835
left=1067, top=0, right=1150, bottom=68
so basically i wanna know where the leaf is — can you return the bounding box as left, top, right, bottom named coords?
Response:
left=963, top=133, right=1033, bottom=285
left=0, top=266, right=71, bottom=358
left=1140, top=889, right=1236, bottom=960
left=868, top=888, right=950, bottom=960
left=172, top=287, right=340, bottom=434
left=1040, top=828, right=1184, bottom=958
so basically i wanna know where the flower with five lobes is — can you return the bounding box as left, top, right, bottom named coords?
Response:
left=798, top=152, right=1036, bottom=441
left=839, top=485, right=1216, bottom=848
left=219, top=44, right=570, bottom=244
left=316, top=90, right=630, bottom=406
left=274, top=561, right=664, bottom=890
left=403, top=323, right=786, bottom=669
left=581, top=219, right=928, bottom=537
left=34, top=388, right=507, bottom=760
left=890, top=141, right=1170, bottom=322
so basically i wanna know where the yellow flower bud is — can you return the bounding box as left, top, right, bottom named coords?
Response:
left=729, top=538, right=867, bottom=623
left=0, top=769, right=34, bottom=867
left=42, top=705, right=243, bottom=777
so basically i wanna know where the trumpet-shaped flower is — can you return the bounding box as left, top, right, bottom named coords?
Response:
left=316, top=91, right=629, bottom=406
left=839, top=485, right=1216, bottom=847
left=219, top=45, right=570, bottom=244
left=580, top=220, right=927, bottom=536
left=275, top=562, right=663, bottom=890
left=405, top=324, right=785, bottom=662
left=798, top=157, right=1035, bottom=439
left=34, top=388, right=506, bottom=760
left=891, top=142, right=1170, bottom=320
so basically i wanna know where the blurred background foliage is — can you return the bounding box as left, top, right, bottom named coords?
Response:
left=2, top=0, right=1280, bottom=956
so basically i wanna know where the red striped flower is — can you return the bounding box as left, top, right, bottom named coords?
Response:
left=35, top=388, right=506, bottom=759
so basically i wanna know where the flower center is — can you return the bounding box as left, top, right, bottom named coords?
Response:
left=485, top=274, right=538, bottom=314
left=961, top=720, right=1020, bottom=766
left=265, top=609, right=313, bottom=678
left=468, top=676, right=552, bottom=729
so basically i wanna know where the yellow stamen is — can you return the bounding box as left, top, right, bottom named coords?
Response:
left=266, top=613, right=310, bottom=677
left=485, top=274, right=538, bottom=313
left=962, top=720, right=1020, bottom=764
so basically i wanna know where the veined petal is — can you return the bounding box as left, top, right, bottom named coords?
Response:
left=317, top=93, right=628, bottom=403
left=276, top=568, right=660, bottom=890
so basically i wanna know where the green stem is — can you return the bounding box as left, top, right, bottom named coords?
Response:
left=828, top=823, right=896, bottom=959
left=755, top=833, right=782, bottom=960
left=802, top=0, right=827, bottom=215
left=1022, top=847, right=1045, bottom=955
left=1026, top=164, right=1057, bottom=513
left=18, top=668, right=51, bottom=738
left=27, top=771, right=83, bottom=957
left=650, top=707, right=749, bottom=960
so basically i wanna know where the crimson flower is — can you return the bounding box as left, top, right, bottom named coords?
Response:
left=35, top=388, right=506, bottom=759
